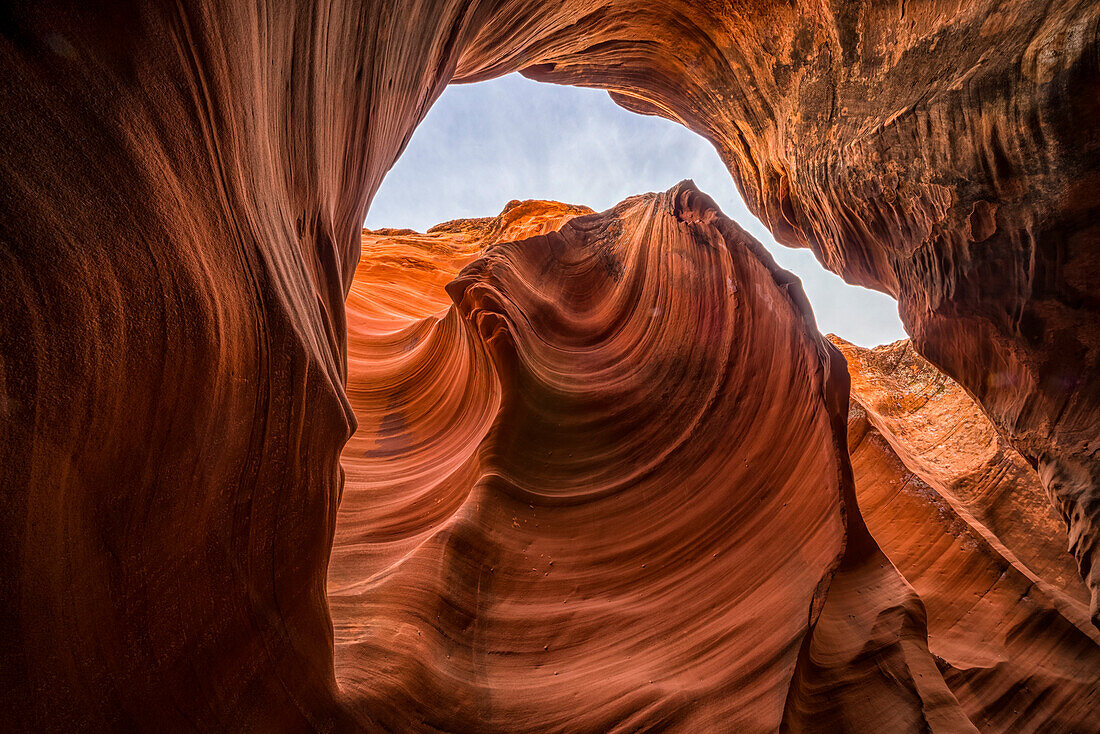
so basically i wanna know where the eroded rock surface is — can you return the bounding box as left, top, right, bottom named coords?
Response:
left=835, top=336, right=1089, bottom=601
left=321, top=196, right=1100, bottom=732
left=2, top=1, right=1098, bottom=730
left=332, top=185, right=973, bottom=732
left=836, top=337, right=1100, bottom=731
left=465, top=0, right=1100, bottom=622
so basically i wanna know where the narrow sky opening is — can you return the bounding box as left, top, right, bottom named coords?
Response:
left=365, top=74, right=906, bottom=347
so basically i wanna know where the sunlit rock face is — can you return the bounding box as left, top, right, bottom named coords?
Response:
left=835, top=337, right=1088, bottom=602
left=1, top=1, right=1098, bottom=730
left=836, top=337, right=1100, bottom=732
left=332, top=185, right=974, bottom=731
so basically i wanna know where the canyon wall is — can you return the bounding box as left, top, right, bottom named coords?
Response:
left=333, top=185, right=977, bottom=731
left=1, top=1, right=1097, bottom=730
left=333, top=197, right=1099, bottom=731
left=455, top=0, right=1100, bottom=622
left=836, top=336, right=1099, bottom=731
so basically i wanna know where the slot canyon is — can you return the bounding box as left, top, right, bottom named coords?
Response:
left=1, top=2, right=1098, bottom=732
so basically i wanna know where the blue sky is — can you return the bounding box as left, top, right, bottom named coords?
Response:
left=365, top=74, right=905, bottom=347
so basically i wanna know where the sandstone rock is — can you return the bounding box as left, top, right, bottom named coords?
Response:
left=837, top=337, right=1100, bottom=731
left=834, top=336, right=1088, bottom=602
left=466, top=0, right=1100, bottom=623
left=1, top=1, right=1098, bottom=729
left=332, top=184, right=972, bottom=731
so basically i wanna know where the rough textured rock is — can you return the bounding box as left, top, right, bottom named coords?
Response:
left=1, top=1, right=1098, bottom=730
left=834, top=336, right=1088, bottom=602
left=332, top=185, right=972, bottom=732
left=836, top=337, right=1100, bottom=731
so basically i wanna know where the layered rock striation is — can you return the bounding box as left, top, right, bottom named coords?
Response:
left=2, top=1, right=1098, bottom=730
left=332, top=184, right=976, bottom=731
left=328, top=195, right=1100, bottom=731
left=836, top=337, right=1100, bottom=731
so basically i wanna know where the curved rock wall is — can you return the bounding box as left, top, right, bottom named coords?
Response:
left=1, top=1, right=1097, bottom=730
left=7, top=0, right=1094, bottom=626
left=332, top=184, right=973, bottom=731
left=455, top=0, right=1100, bottom=623
left=834, top=336, right=1088, bottom=602
left=837, top=337, right=1100, bottom=731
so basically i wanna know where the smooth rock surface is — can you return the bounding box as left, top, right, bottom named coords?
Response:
left=837, top=337, right=1100, bottom=732
left=2, top=1, right=1098, bottom=730
left=332, top=185, right=972, bottom=732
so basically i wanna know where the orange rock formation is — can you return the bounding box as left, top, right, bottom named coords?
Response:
left=836, top=336, right=1100, bottom=731
left=1, top=2, right=1098, bottom=730
left=326, top=196, right=1099, bottom=731
left=332, top=185, right=980, bottom=731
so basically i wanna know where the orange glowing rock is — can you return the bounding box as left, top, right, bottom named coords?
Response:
left=329, top=186, right=978, bottom=731
left=2, top=2, right=1098, bottom=729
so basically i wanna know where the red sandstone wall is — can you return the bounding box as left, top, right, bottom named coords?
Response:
left=1, top=2, right=1097, bottom=730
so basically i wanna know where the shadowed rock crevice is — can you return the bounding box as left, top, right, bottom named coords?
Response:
left=835, top=337, right=1100, bottom=731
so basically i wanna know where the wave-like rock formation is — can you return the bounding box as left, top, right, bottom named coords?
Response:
left=332, top=184, right=978, bottom=731
left=2, top=2, right=1098, bottom=730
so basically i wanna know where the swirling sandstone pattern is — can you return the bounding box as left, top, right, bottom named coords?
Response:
left=464, top=0, right=1100, bottom=623
left=332, top=184, right=975, bottom=731
left=323, top=195, right=1100, bottom=732
left=2, top=1, right=1098, bottom=730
